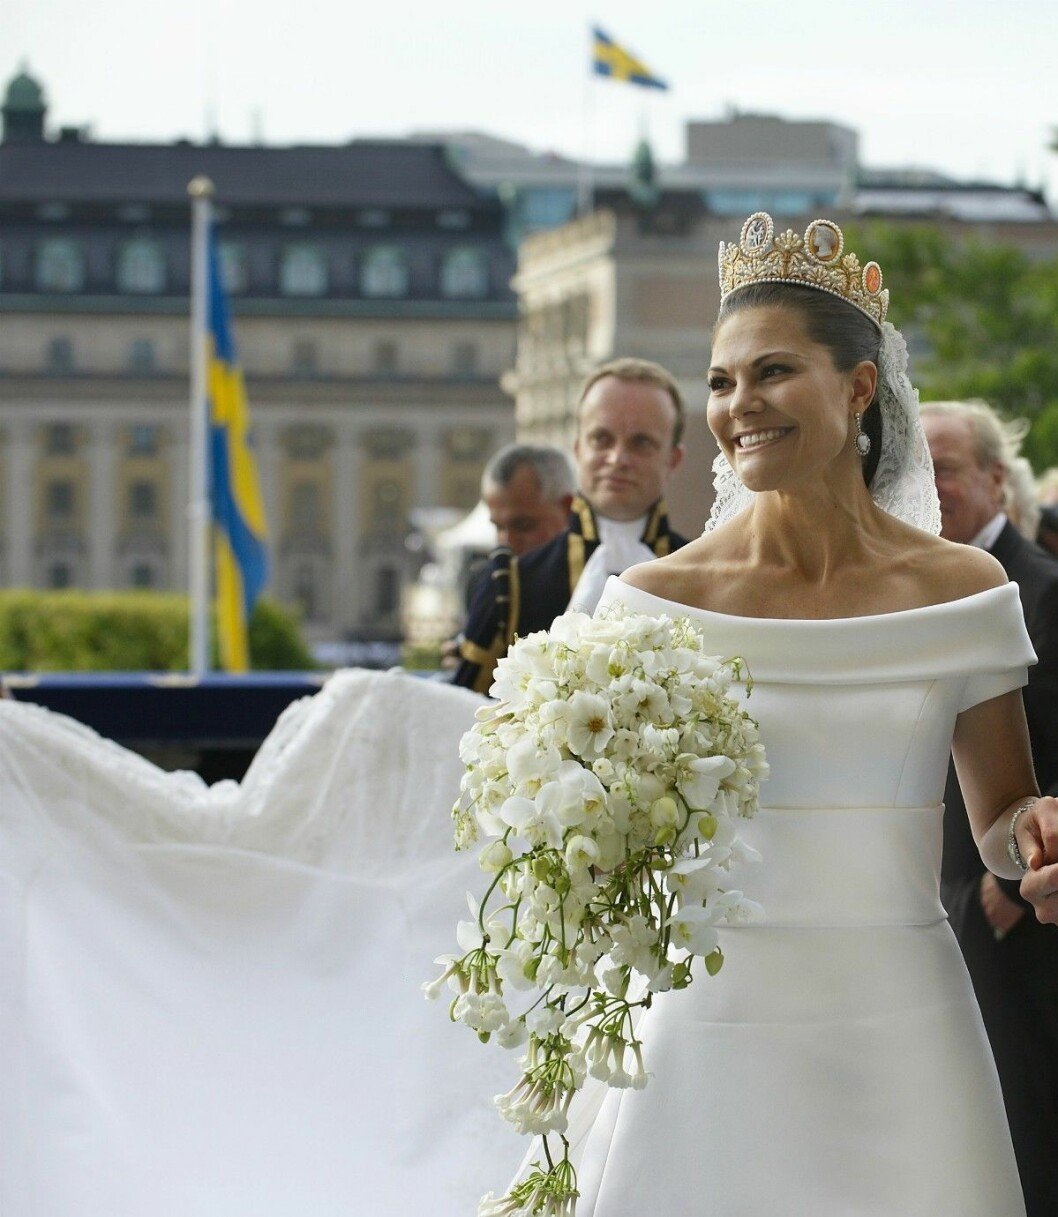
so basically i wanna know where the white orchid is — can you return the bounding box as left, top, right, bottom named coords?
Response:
left=565, top=690, right=615, bottom=759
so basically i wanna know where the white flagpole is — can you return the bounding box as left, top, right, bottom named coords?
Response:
left=578, top=30, right=595, bottom=217
left=187, top=175, right=214, bottom=676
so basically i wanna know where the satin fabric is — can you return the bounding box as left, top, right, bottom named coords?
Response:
left=566, top=579, right=1035, bottom=1217
left=0, top=671, right=519, bottom=1217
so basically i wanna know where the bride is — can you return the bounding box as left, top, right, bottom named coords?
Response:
left=544, top=215, right=1058, bottom=1216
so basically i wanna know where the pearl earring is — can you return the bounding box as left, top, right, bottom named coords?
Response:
left=853, top=413, right=871, bottom=458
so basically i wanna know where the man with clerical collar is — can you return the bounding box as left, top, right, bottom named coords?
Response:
left=454, top=358, right=688, bottom=694
left=923, top=400, right=1058, bottom=1217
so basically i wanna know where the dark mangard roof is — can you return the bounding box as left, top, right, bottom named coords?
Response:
left=0, top=139, right=490, bottom=209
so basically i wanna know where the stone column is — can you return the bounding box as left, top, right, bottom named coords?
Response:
left=86, top=420, right=119, bottom=589
left=334, top=427, right=363, bottom=635
left=413, top=420, right=441, bottom=511
left=255, top=414, right=283, bottom=595
left=169, top=418, right=190, bottom=593
left=4, top=418, right=36, bottom=587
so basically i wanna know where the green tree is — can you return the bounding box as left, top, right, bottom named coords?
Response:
left=846, top=222, right=1058, bottom=470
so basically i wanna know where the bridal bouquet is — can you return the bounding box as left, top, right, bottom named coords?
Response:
left=426, top=606, right=768, bottom=1217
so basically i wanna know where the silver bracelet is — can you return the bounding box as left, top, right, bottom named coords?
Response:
left=1007, top=799, right=1038, bottom=874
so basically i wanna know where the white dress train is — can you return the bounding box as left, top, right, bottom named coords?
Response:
left=0, top=671, right=518, bottom=1217
left=566, top=578, right=1033, bottom=1217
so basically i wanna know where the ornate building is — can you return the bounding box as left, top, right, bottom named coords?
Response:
left=0, top=69, right=516, bottom=643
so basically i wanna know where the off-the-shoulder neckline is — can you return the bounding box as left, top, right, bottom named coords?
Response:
left=605, top=577, right=1016, bottom=626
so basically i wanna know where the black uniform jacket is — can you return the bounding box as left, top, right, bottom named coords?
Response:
left=454, top=495, right=688, bottom=694
left=939, top=521, right=1058, bottom=1215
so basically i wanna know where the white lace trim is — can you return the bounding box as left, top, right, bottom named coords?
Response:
left=704, top=321, right=942, bottom=537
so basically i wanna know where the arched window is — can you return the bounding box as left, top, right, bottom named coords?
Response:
left=117, top=239, right=166, bottom=293
left=280, top=244, right=328, bottom=297
left=441, top=247, right=488, bottom=299
left=360, top=246, right=408, bottom=298
left=36, top=239, right=85, bottom=292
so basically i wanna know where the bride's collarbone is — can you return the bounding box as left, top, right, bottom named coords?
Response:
left=638, top=553, right=982, bottom=620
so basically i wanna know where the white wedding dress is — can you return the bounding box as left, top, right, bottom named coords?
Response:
left=569, top=577, right=1035, bottom=1217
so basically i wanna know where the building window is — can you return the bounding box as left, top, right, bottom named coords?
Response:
left=129, top=480, right=158, bottom=519
left=293, top=564, right=320, bottom=621
left=46, top=479, right=75, bottom=520
left=48, top=562, right=72, bottom=589
left=285, top=424, right=330, bottom=460
left=450, top=340, right=478, bottom=378
left=45, top=423, right=76, bottom=455
left=290, top=339, right=318, bottom=377
left=375, top=567, right=400, bottom=617
left=219, top=242, right=249, bottom=294
left=36, top=239, right=85, bottom=293
left=130, top=563, right=155, bottom=589
left=521, top=188, right=577, bottom=231
left=372, top=340, right=399, bottom=377
left=357, top=209, right=389, bottom=228
left=46, top=336, right=75, bottom=374
left=361, top=246, right=408, bottom=298
left=441, top=248, right=488, bottom=298
left=372, top=479, right=403, bottom=528
left=437, top=209, right=470, bottom=230
left=446, top=427, right=490, bottom=462
left=117, top=239, right=166, bottom=293
left=290, top=481, right=321, bottom=533
left=279, top=208, right=311, bottom=227
left=128, top=424, right=159, bottom=456
left=128, top=338, right=156, bottom=374
left=280, top=244, right=328, bottom=296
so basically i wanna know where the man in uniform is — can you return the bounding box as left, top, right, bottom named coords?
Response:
left=454, top=358, right=688, bottom=693
left=923, top=400, right=1058, bottom=1217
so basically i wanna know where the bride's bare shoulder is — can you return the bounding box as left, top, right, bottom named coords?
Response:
left=620, top=534, right=719, bottom=600
left=899, top=527, right=1008, bottom=600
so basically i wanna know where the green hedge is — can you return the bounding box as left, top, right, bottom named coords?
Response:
left=0, top=591, right=315, bottom=672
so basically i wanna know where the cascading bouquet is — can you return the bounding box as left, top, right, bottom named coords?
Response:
left=425, top=605, right=768, bottom=1217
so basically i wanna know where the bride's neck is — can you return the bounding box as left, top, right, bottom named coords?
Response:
left=742, top=478, right=883, bottom=581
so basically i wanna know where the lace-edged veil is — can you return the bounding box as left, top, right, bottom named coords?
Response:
left=704, top=318, right=942, bottom=537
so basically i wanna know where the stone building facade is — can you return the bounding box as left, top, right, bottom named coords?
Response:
left=0, top=70, right=516, bottom=643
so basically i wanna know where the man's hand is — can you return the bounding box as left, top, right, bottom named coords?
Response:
left=979, top=872, right=1025, bottom=938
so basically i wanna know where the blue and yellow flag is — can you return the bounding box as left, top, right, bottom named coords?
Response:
left=206, top=227, right=268, bottom=672
left=592, top=27, right=668, bottom=90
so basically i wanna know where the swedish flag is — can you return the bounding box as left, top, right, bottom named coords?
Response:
left=206, top=227, right=268, bottom=672
left=592, top=27, right=668, bottom=90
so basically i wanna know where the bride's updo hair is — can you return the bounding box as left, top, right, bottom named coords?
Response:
left=715, top=282, right=884, bottom=486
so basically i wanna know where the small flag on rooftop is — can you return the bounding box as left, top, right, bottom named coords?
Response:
left=592, top=27, right=669, bottom=91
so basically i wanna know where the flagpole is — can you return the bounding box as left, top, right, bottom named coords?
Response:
left=578, top=29, right=595, bottom=217
left=187, top=175, right=214, bottom=676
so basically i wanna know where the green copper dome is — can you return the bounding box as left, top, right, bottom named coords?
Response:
left=4, top=67, right=46, bottom=113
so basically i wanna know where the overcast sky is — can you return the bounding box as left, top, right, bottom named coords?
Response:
left=5, top=0, right=1057, bottom=193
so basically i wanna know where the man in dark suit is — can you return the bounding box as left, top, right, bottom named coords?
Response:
left=455, top=358, right=689, bottom=694
left=924, top=401, right=1058, bottom=1217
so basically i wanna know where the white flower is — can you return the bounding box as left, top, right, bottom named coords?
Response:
left=675, top=753, right=736, bottom=809
left=479, top=841, right=513, bottom=873
left=495, top=939, right=538, bottom=991
left=566, top=690, right=615, bottom=759
left=564, top=833, right=599, bottom=873
left=669, top=905, right=720, bottom=957
left=665, top=857, right=722, bottom=904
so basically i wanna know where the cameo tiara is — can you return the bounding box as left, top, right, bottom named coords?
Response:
left=718, top=212, right=889, bottom=327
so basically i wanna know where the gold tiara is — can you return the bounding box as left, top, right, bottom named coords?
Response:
left=718, top=212, right=888, bottom=327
